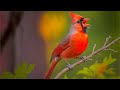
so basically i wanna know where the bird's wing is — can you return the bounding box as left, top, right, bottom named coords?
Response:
left=50, top=35, right=70, bottom=62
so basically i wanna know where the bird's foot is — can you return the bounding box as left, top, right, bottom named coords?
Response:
left=67, top=64, right=72, bottom=70
left=80, top=56, right=87, bottom=62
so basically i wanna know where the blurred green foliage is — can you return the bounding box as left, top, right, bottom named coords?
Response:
left=64, top=54, right=120, bottom=79
left=0, top=63, right=35, bottom=79
left=40, top=11, right=120, bottom=79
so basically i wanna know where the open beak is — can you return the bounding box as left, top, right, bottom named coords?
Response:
left=83, top=18, right=90, bottom=27
left=84, top=18, right=90, bottom=22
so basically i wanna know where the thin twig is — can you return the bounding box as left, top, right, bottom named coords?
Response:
left=54, top=36, right=120, bottom=79
left=105, top=48, right=117, bottom=52
left=92, top=44, right=96, bottom=53
left=103, top=35, right=112, bottom=46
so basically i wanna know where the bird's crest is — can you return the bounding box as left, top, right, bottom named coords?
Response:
left=69, top=12, right=84, bottom=24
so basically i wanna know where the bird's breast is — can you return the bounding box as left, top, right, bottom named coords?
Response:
left=61, top=32, right=88, bottom=59
left=70, top=33, right=88, bottom=52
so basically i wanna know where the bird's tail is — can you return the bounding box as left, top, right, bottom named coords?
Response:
left=43, top=58, right=61, bottom=79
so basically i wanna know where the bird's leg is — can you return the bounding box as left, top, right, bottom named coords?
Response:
left=80, top=56, right=87, bottom=62
left=77, top=56, right=93, bottom=62
left=64, top=59, right=72, bottom=70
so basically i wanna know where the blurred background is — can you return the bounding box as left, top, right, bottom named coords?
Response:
left=0, top=11, right=120, bottom=79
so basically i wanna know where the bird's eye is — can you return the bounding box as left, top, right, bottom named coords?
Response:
left=77, top=18, right=84, bottom=23
left=77, top=20, right=80, bottom=23
left=80, top=18, right=84, bottom=21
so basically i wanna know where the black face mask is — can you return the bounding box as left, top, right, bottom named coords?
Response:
left=83, top=27, right=87, bottom=33
left=76, top=18, right=87, bottom=34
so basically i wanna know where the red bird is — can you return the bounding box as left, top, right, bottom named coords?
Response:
left=43, top=12, right=90, bottom=79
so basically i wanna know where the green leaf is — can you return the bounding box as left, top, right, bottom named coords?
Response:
left=103, top=57, right=107, bottom=63
left=0, top=63, right=35, bottom=79
left=74, top=54, right=118, bottom=79
left=105, top=68, right=116, bottom=75
left=15, top=63, right=35, bottom=79
left=77, top=67, right=94, bottom=77
left=63, top=75, right=69, bottom=79
left=15, top=64, right=27, bottom=79
left=103, top=54, right=116, bottom=65
left=77, top=61, right=100, bottom=78
left=77, top=67, right=89, bottom=75
left=0, top=72, right=14, bottom=79
left=89, top=62, right=100, bottom=73
left=26, top=64, right=35, bottom=74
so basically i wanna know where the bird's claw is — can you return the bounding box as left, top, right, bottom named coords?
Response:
left=67, top=64, right=72, bottom=70
left=80, top=56, right=87, bottom=62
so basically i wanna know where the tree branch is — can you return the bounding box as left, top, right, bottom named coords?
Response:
left=0, top=11, right=24, bottom=52
left=54, top=36, right=120, bottom=79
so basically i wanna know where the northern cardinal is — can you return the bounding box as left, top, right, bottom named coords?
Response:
left=43, top=12, right=90, bottom=79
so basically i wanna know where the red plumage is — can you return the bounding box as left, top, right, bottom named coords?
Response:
left=43, top=12, right=90, bottom=79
